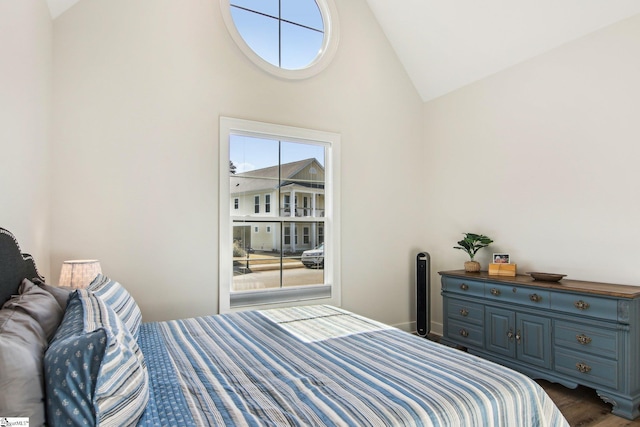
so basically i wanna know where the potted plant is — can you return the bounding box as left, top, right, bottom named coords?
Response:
left=454, top=233, right=493, bottom=272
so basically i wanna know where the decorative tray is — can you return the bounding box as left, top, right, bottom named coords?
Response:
left=527, top=272, right=566, bottom=282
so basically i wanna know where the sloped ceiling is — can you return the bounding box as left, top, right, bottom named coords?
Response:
left=46, top=0, right=80, bottom=20
left=47, top=0, right=640, bottom=102
left=365, top=0, right=640, bottom=101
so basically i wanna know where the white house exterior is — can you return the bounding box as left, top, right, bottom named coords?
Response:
left=230, top=158, right=325, bottom=254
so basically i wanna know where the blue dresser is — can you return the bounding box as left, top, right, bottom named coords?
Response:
left=439, top=270, right=640, bottom=420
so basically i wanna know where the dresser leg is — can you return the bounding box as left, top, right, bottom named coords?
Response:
left=596, top=389, right=640, bottom=420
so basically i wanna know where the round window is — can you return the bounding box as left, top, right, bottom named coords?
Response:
left=220, top=0, right=340, bottom=79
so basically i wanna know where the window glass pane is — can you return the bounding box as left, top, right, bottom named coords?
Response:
left=281, top=0, right=323, bottom=31
left=232, top=222, right=282, bottom=292
left=230, top=0, right=279, bottom=19
left=231, top=221, right=324, bottom=292
left=282, top=222, right=324, bottom=287
left=230, top=7, right=279, bottom=67
left=281, top=22, right=324, bottom=70
left=230, top=135, right=280, bottom=217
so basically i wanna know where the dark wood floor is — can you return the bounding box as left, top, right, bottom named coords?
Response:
left=536, top=380, right=640, bottom=427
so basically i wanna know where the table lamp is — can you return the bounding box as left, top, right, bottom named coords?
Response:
left=58, top=259, right=102, bottom=288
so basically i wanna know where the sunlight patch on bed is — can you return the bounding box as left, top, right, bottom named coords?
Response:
left=259, top=305, right=393, bottom=343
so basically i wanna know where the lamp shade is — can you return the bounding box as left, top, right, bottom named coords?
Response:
left=58, top=259, right=102, bottom=288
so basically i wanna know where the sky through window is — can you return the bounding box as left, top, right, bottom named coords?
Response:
left=230, top=0, right=325, bottom=70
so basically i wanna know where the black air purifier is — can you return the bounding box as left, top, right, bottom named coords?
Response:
left=416, top=252, right=430, bottom=337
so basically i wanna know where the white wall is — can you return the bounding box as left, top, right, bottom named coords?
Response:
left=423, top=14, right=640, bottom=334
left=51, top=0, right=425, bottom=326
left=0, top=0, right=52, bottom=279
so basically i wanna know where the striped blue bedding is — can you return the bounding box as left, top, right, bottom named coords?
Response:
left=137, top=305, right=568, bottom=426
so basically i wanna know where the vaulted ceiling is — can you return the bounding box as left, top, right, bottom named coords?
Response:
left=47, top=0, right=640, bottom=102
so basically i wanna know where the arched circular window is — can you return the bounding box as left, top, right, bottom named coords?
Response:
left=220, top=0, right=340, bottom=79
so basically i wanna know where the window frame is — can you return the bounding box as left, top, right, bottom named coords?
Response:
left=219, top=116, right=341, bottom=313
left=219, top=0, right=341, bottom=80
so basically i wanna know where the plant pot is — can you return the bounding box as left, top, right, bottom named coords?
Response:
left=464, top=261, right=481, bottom=272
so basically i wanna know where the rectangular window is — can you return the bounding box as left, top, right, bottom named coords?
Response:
left=234, top=198, right=239, bottom=209
left=283, top=194, right=291, bottom=215
left=284, top=226, right=291, bottom=245
left=219, top=117, right=341, bottom=311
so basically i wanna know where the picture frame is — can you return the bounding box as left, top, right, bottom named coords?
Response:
left=493, top=253, right=510, bottom=264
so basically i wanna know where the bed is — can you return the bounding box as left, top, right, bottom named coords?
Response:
left=0, top=227, right=569, bottom=426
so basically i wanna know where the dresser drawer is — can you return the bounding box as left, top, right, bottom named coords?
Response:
left=554, top=321, right=618, bottom=359
left=550, top=292, right=619, bottom=321
left=555, top=348, right=618, bottom=389
left=446, top=319, right=483, bottom=348
left=447, top=299, right=483, bottom=325
left=441, top=277, right=484, bottom=298
left=484, top=283, right=550, bottom=309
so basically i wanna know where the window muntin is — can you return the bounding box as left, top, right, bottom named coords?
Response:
left=220, top=0, right=340, bottom=79
left=219, top=117, right=340, bottom=312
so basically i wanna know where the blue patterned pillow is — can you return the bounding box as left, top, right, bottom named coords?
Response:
left=44, top=290, right=149, bottom=427
left=88, top=274, right=142, bottom=340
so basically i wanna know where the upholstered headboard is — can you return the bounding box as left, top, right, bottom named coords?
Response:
left=0, top=227, right=44, bottom=305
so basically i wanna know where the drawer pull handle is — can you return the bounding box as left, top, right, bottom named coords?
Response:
left=576, top=334, right=592, bottom=345
left=490, top=288, right=501, bottom=296
left=459, top=329, right=469, bottom=338
left=574, top=300, right=591, bottom=310
left=507, top=329, right=514, bottom=341
left=460, top=283, right=469, bottom=291
left=459, top=308, right=469, bottom=317
left=529, top=293, right=542, bottom=303
left=576, top=362, right=592, bottom=374
left=515, top=330, right=521, bottom=343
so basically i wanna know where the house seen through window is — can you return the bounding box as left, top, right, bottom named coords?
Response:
left=219, top=117, right=341, bottom=311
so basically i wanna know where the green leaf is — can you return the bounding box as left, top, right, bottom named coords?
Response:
left=454, top=232, right=493, bottom=259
